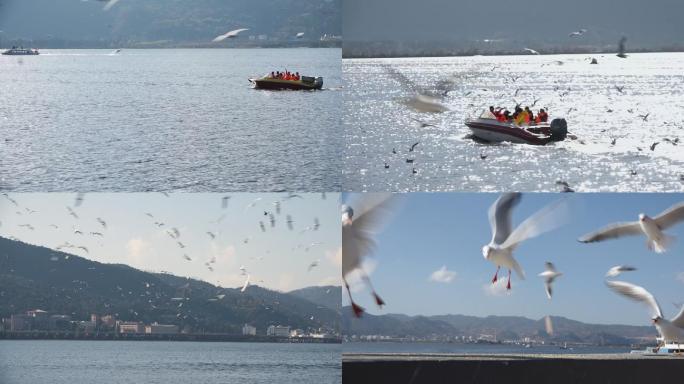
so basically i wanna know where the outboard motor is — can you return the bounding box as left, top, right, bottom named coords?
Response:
left=550, top=118, right=568, bottom=142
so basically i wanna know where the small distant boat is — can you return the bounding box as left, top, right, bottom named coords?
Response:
left=465, top=110, right=567, bottom=145
left=2, top=47, right=40, bottom=56
left=631, top=340, right=684, bottom=356
left=249, top=75, right=323, bottom=91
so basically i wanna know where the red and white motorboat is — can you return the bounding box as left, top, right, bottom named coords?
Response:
left=465, top=111, right=567, bottom=145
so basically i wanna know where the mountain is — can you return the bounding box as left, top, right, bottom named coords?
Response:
left=289, top=285, right=341, bottom=312
left=342, top=307, right=656, bottom=345
left=0, top=236, right=340, bottom=334
left=0, top=0, right=340, bottom=47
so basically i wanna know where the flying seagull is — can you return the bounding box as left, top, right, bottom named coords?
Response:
left=296, top=32, right=305, bottom=39
left=483, top=193, right=568, bottom=290
left=605, top=265, right=637, bottom=278
left=578, top=201, right=684, bottom=253
left=606, top=280, right=684, bottom=349
left=102, top=0, right=121, bottom=11
left=213, top=28, right=249, bottom=42
left=342, top=194, right=397, bottom=317
left=524, top=48, right=540, bottom=55
left=569, top=29, right=587, bottom=37
left=241, top=274, right=250, bottom=292
left=538, top=262, right=562, bottom=299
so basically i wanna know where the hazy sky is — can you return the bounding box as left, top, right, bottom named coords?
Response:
left=343, top=0, right=684, bottom=44
left=0, top=193, right=341, bottom=292
left=343, top=193, right=684, bottom=326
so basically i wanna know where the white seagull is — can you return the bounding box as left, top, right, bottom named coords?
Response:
left=605, top=265, right=637, bottom=278
left=524, top=48, right=540, bottom=55
left=296, top=32, right=305, bottom=39
left=103, top=0, right=121, bottom=11
left=606, top=280, right=684, bottom=348
left=483, top=193, right=568, bottom=290
left=538, top=262, right=562, bottom=299
left=578, top=201, right=684, bottom=253
left=569, top=29, right=587, bottom=37
left=342, top=194, right=397, bottom=317
left=213, top=28, right=249, bottom=42
left=241, top=274, right=250, bottom=292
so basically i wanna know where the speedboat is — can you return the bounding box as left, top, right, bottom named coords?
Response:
left=2, top=47, right=40, bottom=56
left=249, top=75, right=323, bottom=90
left=465, top=110, right=567, bottom=145
left=630, top=340, right=684, bottom=356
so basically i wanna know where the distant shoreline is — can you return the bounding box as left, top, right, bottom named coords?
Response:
left=0, top=331, right=342, bottom=344
left=0, top=41, right=342, bottom=50
left=342, top=46, right=684, bottom=59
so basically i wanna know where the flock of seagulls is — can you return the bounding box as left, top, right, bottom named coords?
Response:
left=1, top=192, right=330, bottom=292
left=342, top=193, right=684, bottom=348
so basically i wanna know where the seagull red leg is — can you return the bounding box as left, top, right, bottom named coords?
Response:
left=506, top=269, right=512, bottom=290
left=343, top=276, right=365, bottom=317
left=492, top=266, right=500, bottom=284
left=361, top=271, right=385, bottom=308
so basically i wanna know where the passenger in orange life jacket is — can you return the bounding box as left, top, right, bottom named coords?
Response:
left=524, top=107, right=534, bottom=124
left=536, top=108, right=548, bottom=123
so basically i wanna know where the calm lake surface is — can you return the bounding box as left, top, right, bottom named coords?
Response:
left=344, top=52, right=684, bottom=192
left=0, top=340, right=341, bottom=384
left=0, top=48, right=341, bottom=192
left=343, top=341, right=631, bottom=355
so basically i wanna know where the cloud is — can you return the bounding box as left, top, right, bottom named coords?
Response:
left=428, top=266, right=456, bottom=283
left=483, top=278, right=512, bottom=296
left=326, top=247, right=342, bottom=268
left=318, top=276, right=341, bottom=286
left=125, top=238, right=152, bottom=267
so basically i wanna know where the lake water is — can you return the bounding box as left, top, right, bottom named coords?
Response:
left=0, top=48, right=341, bottom=192
left=343, top=52, right=684, bottom=192
left=343, top=341, right=630, bottom=355
left=0, top=340, right=341, bottom=384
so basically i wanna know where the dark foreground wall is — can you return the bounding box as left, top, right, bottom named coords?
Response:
left=343, top=354, right=684, bottom=384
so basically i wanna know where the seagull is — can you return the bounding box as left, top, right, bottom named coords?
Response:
left=404, top=93, right=449, bottom=113
left=639, top=113, right=650, bottom=122
left=213, top=28, right=249, bottom=42
left=313, top=217, right=320, bottom=231
left=295, top=32, right=305, bottom=39
left=67, top=207, right=79, bottom=219
left=524, top=48, right=540, bottom=55
left=578, top=201, right=684, bottom=253
left=241, top=274, right=250, bottom=292
left=538, top=262, right=562, bottom=299
left=102, top=0, right=121, bottom=11
left=569, top=29, right=587, bottom=37
left=286, top=215, right=294, bottom=231
left=483, top=193, right=568, bottom=290
left=206, top=232, right=216, bottom=240
left=96, top=218, right=107, bottom=229
left=605, top=265, right=637, bottom=278
left=259, top=221, right=266, bottom=232
left=650, top=142, right=659, bottom=151
left=606, top=280, right=684, bottom=349
left=409, top=142, right=420, bottom=152
left=307, top=260, right=320, bottom=272
left=182, top=254, right=192, bottom=261
left=342, top=194, right=397, bottom=317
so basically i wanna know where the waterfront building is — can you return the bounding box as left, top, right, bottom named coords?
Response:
left=267, top=325, right=290, bottom=337
left=118, top=321, right=144, bottom=334
left=242, top=324, right=257, bottom=336
left=145, top=323, right=179, bottom=334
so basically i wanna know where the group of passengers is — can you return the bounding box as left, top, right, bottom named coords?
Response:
left=489, top=106, right=548, bottom=125
left=269, top=71, right=301, bottom=81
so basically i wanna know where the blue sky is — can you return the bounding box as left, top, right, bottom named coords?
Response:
left=0, top=193, right=341, bottom=292
left=343, top=193, right=684, bottom=326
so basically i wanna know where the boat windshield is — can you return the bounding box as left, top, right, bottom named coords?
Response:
left=478, top=110, right=497, bottom=120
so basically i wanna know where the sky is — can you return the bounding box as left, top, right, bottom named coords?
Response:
left=0, top=193, right=341, bottom=292
left=342, top=193, right=684, bottom=327
left=343, top=0, right=684, bottom=45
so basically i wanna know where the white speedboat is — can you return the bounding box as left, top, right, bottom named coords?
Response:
left=465, top=110, right=567, bottom=145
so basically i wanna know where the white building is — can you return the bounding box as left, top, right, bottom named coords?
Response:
left=118, top=321, right=144, bottom=334
left=267, top=325, right=290, bottom=337
left=145, top=323, right=178, bottom=334
left=242, top=324, right=257, bottom=336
